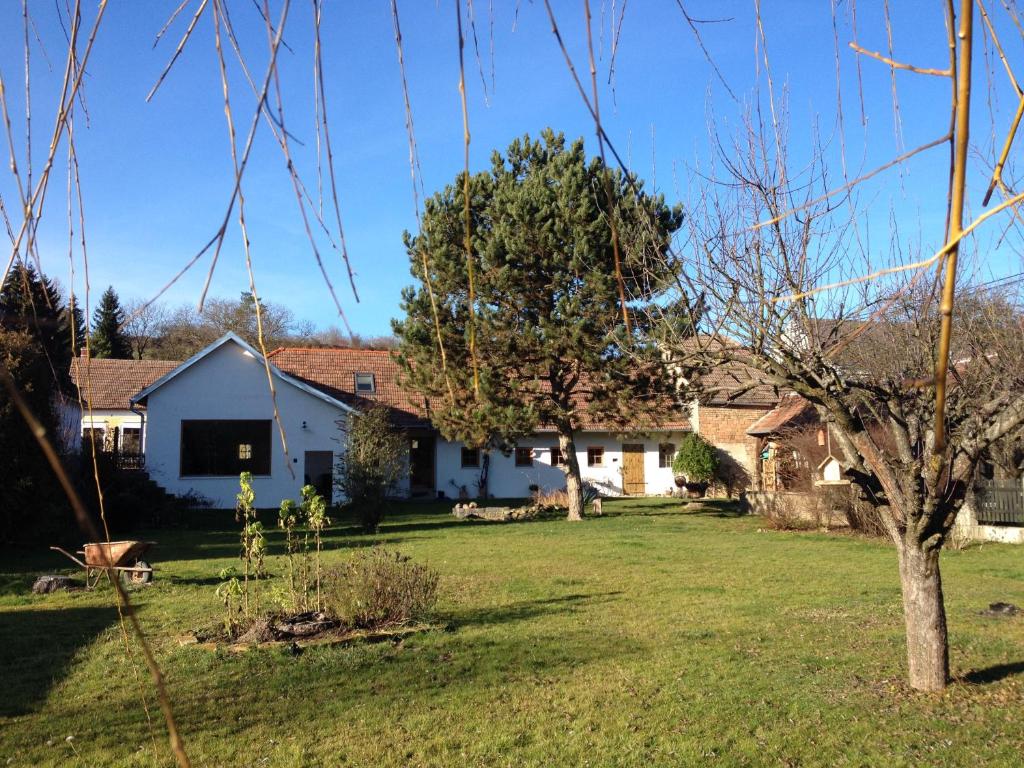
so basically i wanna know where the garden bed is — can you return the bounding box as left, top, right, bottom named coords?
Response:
left=179, top=618, right=433, bottom=653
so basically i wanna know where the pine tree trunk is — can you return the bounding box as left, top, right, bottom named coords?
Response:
left=558, top=430, right=585, bottom=521
left=897, top=539, right=950, bottom=691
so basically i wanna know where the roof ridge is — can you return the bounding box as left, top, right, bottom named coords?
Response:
left=274, top=346, right=398, bottom=354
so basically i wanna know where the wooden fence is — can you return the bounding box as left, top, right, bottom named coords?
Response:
left=976, top=479, right=1024, bottom=525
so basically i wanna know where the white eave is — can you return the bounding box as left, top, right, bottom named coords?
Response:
left=129, top=331, right=356, bottom=414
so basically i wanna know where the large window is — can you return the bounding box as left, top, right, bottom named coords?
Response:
left=180, top=420, right=272, bottom=476
left=658, top=443, right=676, bottom=469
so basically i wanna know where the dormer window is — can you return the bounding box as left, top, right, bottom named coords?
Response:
left=355, top=372, right=376, bottom=393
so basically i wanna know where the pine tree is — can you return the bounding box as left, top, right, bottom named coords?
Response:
left=0, top=262, right=76, bottom=540
left=66, top=298, right=86, bottom=357
left=394, top=130, right=685, bottom=520
left=0, top=262, right=75, bottom=391
left=90, top=286, right=131, bottom=359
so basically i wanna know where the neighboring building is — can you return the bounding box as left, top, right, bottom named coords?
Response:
left=67, top=354, right=180, bottom=456
left=268, top=346, right=695, bottom=499
left=745, top=393, right=821, bottom=491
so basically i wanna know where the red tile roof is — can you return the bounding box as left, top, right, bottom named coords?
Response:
left=70, top=357, right=180, bottom=411
left=268, top=347, right=693, bottom=433
left=673, top=335, right=782, bottom=407
left=746, top=393, right=817, bottom=436
left=267, top=347, right=432, bottom=428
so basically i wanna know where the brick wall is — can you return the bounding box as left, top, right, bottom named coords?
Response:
left=697, top=404, right=772, bottom=488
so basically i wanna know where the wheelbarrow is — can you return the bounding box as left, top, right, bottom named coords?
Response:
left=50, top=540, right=156, bottom=588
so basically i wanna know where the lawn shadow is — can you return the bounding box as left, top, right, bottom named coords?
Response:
left=598, top=499, right=745, bottom=520
left=961, top=660, right=1024, bottom=685
left=0, top=605, right=120, bottom=716
left=445, top=591, right=624, bottom=629
left=680, top=500, right=747, bottom=518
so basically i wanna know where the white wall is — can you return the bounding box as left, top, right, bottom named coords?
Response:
left=144, top=341, right=349, bottom=508
left=435, top=431, right=689, bottom=499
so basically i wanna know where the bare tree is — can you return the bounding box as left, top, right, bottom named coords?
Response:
left=664, top=100, right=1024, bottom=690
left=122, top=298, right=169, bottom=360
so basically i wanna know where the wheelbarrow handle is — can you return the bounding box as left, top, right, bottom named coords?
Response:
left=50, top=546, right=87, bottom=569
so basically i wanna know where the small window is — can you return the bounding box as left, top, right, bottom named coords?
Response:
left=550, top=447, right=565, bottom=467
left=354, top=372, right=376, bottom=393
left=658, top=443, right=676, bottom=469
left=515, top=447, right=534, bottom=467
left=587, top=447, right=604, bottom=467
left=239, top=443, right=253, bottom=460
left=121, top=427, right=142, bottom=454
left=461, top=446, right=480, bottom=467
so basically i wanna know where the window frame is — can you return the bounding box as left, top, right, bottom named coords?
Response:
left=121, top=427, right=142, bottom=453
left=354, top=372, right=376, bottom=394
left=658, top=442, right=676, bottom=469
left=550, top=447, right=566, bottom=467
left=514, top=446, right=534, bottom=467
left=460, top=446, right=480, bottom=468
left=81, top=426, right=106, bottom=446
left=587, top=446, right=605, bottom=467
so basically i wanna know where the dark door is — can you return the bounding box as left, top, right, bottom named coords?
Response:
left=409, top=435, right=435, bottom=496
left=304, top=451, right=334, bottom=501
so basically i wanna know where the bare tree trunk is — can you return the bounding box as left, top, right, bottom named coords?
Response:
left=558, top=429, right=585, bottom=521
left=896, top=540, right=950, bottom=691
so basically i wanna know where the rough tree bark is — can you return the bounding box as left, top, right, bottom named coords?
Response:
left=558, top=427, right=585, bottom=521
left=896, top=539, right=950, bottom=691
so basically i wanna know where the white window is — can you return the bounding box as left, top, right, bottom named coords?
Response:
left=355, top=372, right=376, bottom=393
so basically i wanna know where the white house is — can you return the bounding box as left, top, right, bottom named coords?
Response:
left=130, top=333, right=354, bottom=508
left=267, top=347, right=752, bottom=501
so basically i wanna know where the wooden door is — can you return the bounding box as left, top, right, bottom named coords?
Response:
left=622, top=444, right=646, bottom=495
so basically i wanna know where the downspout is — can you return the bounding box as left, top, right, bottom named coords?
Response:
left=129, top=401, right=146, bottom=465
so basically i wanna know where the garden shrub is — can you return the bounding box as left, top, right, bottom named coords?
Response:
left=324, top=549, right=439, bottom=629
left=335, top=405, right=406, bottom=533
left=672, top=433, right=719, bottom=483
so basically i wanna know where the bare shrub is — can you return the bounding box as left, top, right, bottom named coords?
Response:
left=324, top=549, right=439, bottom=629
left=759, top=493, right=817, bottom=531
left=839, top=492, right=888, bottom=538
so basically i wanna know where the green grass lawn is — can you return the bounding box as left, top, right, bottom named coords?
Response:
left=1, top=498, right=1022, bottom=767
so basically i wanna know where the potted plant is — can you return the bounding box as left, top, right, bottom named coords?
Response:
left=672, top=433, right=720, bottom=498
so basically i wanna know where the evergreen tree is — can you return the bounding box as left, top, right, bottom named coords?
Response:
left=0, top=263, right=76, bottom=541
left=0, top=262, right=75, bottom=391
left=394, top=130, right=685, bottom=520
left=90, top=286, right=131, bottom=359
left=67, top=298, right=86, bottom=357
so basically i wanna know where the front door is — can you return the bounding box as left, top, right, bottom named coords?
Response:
left=304, top=451, right=334, bottom=501
left=409, top=434, right=436, bottom=496
left=622, top=444, right=646, bottom=495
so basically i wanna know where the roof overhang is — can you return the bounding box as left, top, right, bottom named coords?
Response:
left=130, top=332, right=357, bottom=414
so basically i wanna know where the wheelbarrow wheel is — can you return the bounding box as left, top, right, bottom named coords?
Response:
left=122, top=560, right=153, bottom=586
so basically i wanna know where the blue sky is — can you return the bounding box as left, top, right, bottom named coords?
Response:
left=0, top=2, right=1015, bottom=336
